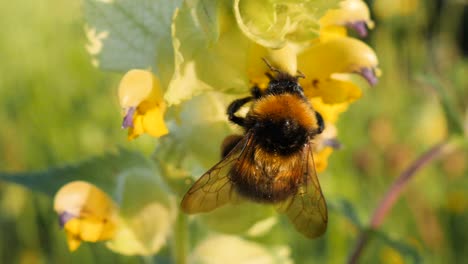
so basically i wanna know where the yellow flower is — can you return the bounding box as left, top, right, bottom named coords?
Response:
left=53, top=181, right=118, bottom=251
left=320, top=0, right=375, bottom=39
left=298, top=36, right=379, bottom=106
left=119, top=69, right=168, bottom=140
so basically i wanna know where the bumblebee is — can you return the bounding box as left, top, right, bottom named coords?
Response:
left=181, top=66, right=328, bottom=238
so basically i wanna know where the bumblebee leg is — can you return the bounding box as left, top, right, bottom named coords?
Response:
left=227, top=96, right=252, bottom=127
left=315, top=111, right=324, bottom=134
left=251, top=86, right=262, bottom=99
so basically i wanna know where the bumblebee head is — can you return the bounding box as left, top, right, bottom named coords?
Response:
left=260, top=58, right=305, bottom=97
left=265, top=73, right=305, bottom=97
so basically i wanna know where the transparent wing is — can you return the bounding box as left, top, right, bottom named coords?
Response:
left=180, top=133, right=253, bottom=214
left=276, top=143, right=328, bottom=238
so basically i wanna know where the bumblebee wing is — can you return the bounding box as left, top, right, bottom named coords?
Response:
left=276, top=143, right=328, bottom=238
left=181, top=133, right=253, bottom=214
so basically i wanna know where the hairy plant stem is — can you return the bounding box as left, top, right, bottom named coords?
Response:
left=172, top=211, right=188, bottom=264
left=348, top=141, right=452, bottom=264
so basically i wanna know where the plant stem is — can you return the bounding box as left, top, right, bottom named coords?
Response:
left=172, top=211, right=188, bottom=264
left=347, top=141, right=451, bottom=264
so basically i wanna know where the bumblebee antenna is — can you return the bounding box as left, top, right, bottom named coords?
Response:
left=261, top=57, right=282, bottom=76
left=262, top=57, right=304, bottom=81
left=296, top=70, right=305, bottom=79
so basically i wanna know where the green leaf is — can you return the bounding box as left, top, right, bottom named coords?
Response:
left=165, top=0, right=251, bottom=105
left=451, top=61, right=468, bottom=113
left=0, top=148, right=154, bottom=199
left=106, top=172, right=176, bottom=255
left=373, top=230, right=423, bottom=264
left=328, top=198, right=363, bottom=229
left=154, top=92, right=235, bottom=196
left=83, top=0, right=181, bottom=87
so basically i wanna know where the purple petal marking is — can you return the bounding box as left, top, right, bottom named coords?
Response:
left=323, top=138, right=342, bottom=150
left=360, top=67, right=378, bottom=86
left=122, top=107, right=136, bottom=129
left=346, top=21, right=368, bottom=38
left=59, top=211, right=76, bottom=228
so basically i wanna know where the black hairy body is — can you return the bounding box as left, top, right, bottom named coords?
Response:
left=225, top=72, right=324, bottom=202
left=181, top=69, right=328, bottom=239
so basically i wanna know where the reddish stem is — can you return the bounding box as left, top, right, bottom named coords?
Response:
left=348, top=141, right=449, bottom=264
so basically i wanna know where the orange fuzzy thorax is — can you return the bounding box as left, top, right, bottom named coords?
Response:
left=250, top=93, right=318, bottom=132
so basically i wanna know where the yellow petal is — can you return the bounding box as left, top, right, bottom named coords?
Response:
left=320, top=0, right=374, bottom=38
left=298, top=36, right=378, bottom=105
left=309, top=97, right=349, bottom=124
left=314, top=147, right=334, bottom=173
left=128, top=114, right=145, bottom=141
left=66, top=232, right=82, bottom=252
left=118, top=70, right=162, bottom=108
left=319, top=26, right=348, bottom=40
left=75, top=218, right=108, bottom=242
left=127, top=101, right=168, bottom=140
left=64, top=218, right=81, bottom=238
left=54, top=181, right=118, bottom=251
left=63, top=217, right=116, bottom=251
left=141, top=105, right=169, bottom=138
left=298, top=36, right=378, bottom=79
left=304, top=78, right=362, bottom=104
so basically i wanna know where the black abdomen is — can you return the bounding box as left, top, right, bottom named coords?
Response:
left=252, top=117, right=309, bottom=156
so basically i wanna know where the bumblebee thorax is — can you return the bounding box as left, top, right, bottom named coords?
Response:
left=246, top=94, right=317, bottom=156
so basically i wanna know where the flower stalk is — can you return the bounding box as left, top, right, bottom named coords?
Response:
left=347, top=140, right=456, bottom=264
left=172, top=211, right=188, bottom=264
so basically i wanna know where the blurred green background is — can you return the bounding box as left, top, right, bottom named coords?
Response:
left=0, top=0, right=466, bottom=263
